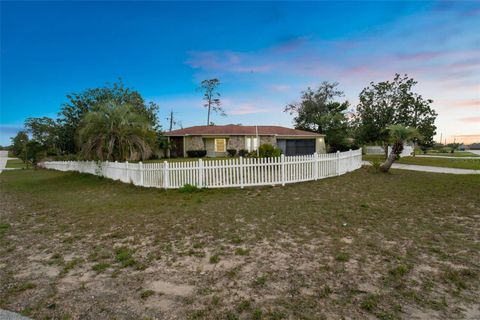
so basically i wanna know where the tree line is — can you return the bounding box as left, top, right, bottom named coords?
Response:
left=285, top=74, right=437, bottom=155
left=10, top=79, right=227, bottom=165
left=10, top=74, right=437, bottom=166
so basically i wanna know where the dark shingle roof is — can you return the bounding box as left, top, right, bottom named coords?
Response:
left=164, top=125, right=324, bottom=137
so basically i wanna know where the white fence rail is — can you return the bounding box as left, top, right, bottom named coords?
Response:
left=41, top=149, right=362, bottom=189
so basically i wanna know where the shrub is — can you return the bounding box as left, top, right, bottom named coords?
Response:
left=238, top=149, right=249, bottom=157
left=186, top=150, right=207, bottom=158
left=179, top=184, right=201, bottom=193
left=257, top=144, right=282, bottom=158
left=370, top=160, right=381, bottom=172
left=227, top=149, right=237, bottom=157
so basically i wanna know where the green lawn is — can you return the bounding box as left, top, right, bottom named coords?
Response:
left=1, top=168, right=479, bottom=319
left=5, top=159, right=27, bottom=169
left=415, top=151, right=479, bottom=157
left=363, top=154, right=480, bottom=170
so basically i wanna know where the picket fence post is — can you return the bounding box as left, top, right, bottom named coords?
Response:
left=198, top=158, right=204, bottom=188
left=139, top=161, right=144, bottom=186
left=313, top=152, right=319, bottom=180
left=163, top=161, right=169, bottom=189
left=239, top=157, right=244, bottom=189
left=347, top=149, right=352, bottom=172
left=336, top=151, right=340, bottom=175
left=125, top=161, right=129, bottom=182
left=281, top=154, right=285, bottom=186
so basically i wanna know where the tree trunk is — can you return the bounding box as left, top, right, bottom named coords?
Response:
left=207, top=103, right=211, bottom=126
left=379, top=141, right=402, bottom=172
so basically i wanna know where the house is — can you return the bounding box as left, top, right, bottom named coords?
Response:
left=164, top=124, right=326, bottom=157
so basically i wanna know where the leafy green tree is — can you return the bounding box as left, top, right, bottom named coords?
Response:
left=77, top=101, right=157, bottom=161
left=199, top=79, right=224, bottom=125
left=380, top=125, right=421, bottom=172
left=24, top=117, right=59, bottom=154
left=58, top=80, right=160, bottom=153
left=284, top=82, right=351, bottom=152
left=23, top=141, right=47, bottom=168
left=354, top=74, right=437, bottom=154
left=447, top=142, right=461, bottom=153
left=10, top=131, right=29, bottom=159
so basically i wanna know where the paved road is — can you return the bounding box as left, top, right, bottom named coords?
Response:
left=0, top=309, right=32, bottom=320
left=0, top=151, right=19, bottom=173
left=362, top=161, right=480, bottom=175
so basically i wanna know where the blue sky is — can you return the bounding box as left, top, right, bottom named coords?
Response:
left=1, top=1, right=479, bottom=146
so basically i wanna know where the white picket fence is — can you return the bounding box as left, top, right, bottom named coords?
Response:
left=364, top=146, right=385, bottom=155
left=388, top=145, right=414, bottom=158
left=41, top=149, right=362, bottom=189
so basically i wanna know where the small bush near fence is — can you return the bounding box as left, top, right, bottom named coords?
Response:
left=186, top=150, right=207, bottom=158
left=258, top=144, right=282, bottom=158
left=179, top=184, right=201, bottom=193
left=238, top=149, right=249, bottom=157
left=227, top=149, right=237, bottom=157
left=370, top=160, right=382, bottom=172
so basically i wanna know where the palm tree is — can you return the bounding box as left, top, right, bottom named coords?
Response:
left=77, top=101, right=157, bottom=161
left=380, top=125, right=421, bottom=173
left=158, top=136, right=175, bottom=158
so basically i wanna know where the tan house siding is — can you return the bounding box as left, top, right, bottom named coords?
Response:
left=227, top=136, right=246, bottom=150
left=184, top=136, right=204, bottom=151
left=176, top=133, right=326, bottom=157
left=259, top=135, right=276, bottom=146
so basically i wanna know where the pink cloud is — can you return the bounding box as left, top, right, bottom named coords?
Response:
left=456, top=99, right=480, bottom=108
left=396, top=51, right=445, bottom=61
left=459, top=116, right=480, bottom=123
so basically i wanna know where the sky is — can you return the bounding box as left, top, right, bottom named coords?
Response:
left=1, top=1, right=479, bottom=146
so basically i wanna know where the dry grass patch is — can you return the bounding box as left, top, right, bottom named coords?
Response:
left=0, top=167, right=479, bottom=319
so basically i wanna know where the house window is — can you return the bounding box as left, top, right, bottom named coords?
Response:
left=214, top=138, right=226, bottom=152
left=246, top=137, right=258, bottom=152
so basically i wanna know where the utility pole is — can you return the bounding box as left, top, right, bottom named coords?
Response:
left=169, top=111, right=174, bottom=132
left=166, top=110, right=181, bottom=132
